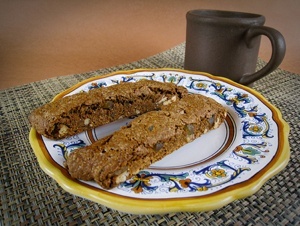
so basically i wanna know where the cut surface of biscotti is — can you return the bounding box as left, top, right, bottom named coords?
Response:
left=65, top=94, right=227, bottom=189
left=29, top=80, right=188, bottom=140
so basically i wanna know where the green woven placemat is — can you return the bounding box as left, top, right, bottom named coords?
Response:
left=0, top=43, right=299, bottom=225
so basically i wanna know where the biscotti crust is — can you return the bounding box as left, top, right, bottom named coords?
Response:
left=65, top=94, right=227, bottom=189
left=29, top=80, right=188, bottom=140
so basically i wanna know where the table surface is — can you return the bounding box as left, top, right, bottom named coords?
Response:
left=0, top=42, right=299, bottom=225
left=1, top=0, right=300, bottom=90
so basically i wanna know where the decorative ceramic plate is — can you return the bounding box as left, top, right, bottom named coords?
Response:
left=29, top=69, right=290, bottom=214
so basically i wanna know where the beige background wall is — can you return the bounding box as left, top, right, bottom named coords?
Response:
left=1, top=0, right=299, bottom=89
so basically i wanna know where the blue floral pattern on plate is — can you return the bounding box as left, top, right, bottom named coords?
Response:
left=42, top=70, right=279, bottom=198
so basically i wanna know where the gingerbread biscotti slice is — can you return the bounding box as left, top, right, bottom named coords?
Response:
left=29, top=80, right=188, bottom=140
left=65, top=94, right=227, bottom=189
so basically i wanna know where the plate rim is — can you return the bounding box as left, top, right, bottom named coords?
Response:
left=29, top=68, right=290, bottom=214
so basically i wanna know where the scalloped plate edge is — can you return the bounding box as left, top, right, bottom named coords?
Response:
left=29, top=68, right=290, bottom=214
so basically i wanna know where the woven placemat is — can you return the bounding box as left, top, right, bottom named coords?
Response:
left=0, top=43, right=299, bottom=225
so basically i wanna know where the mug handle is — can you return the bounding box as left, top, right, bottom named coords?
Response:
left=239, top=26, right=286, bottom=85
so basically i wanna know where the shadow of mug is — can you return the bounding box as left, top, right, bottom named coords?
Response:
left=184, top=10, right=286, bottom=86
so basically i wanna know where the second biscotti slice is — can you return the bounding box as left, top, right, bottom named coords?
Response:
left=65, top=94, right=227, bottom=189
left=29, top=80, right=188, bottom=140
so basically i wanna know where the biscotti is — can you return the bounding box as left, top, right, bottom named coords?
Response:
left=65, top=94, right=227, bottom=189
left=29, top=80, right=188, bottom=140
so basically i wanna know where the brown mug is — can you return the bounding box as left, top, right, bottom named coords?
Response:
left=184, top=10, right=286, bottom=86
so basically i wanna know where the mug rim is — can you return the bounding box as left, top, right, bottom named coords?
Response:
left=187, top=9, right=265, bottom=25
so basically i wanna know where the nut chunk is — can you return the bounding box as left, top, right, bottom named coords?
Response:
left=29, top=80, right=188, bottom=140
left=65, top=94, right=227, bottom=189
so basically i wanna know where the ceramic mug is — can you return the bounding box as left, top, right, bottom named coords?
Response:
left=184, top=10, right=286, bottom=86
